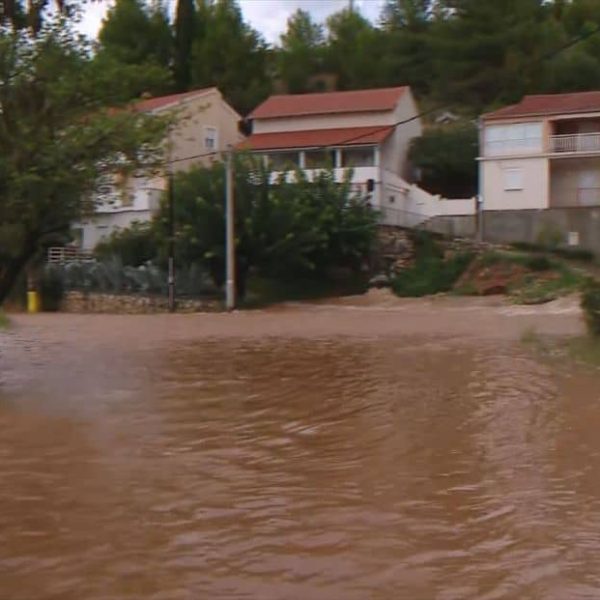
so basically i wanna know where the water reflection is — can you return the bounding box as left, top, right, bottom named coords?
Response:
left=1, top=335, right=600, bottom=599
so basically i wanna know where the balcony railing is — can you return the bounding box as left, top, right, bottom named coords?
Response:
left=550, top=132, right=600, bottom=154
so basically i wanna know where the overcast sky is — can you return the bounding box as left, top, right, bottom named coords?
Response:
left=78, top=0, right=386, bottom=44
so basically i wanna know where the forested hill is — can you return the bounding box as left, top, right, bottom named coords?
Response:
left=95, top=0, right=600, bottom=117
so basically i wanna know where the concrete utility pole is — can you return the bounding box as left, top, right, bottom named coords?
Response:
left=167, top=126, right=176, bottom=313
left=167, top=167, right=176, bottom=312
left=225, top=149, right=236, bottom=311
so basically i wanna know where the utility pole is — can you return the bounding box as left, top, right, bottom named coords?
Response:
left=225, top=149, right=236, bottom=311
left=349, top=0, right=355, bottom=12
left=167, top=127, right=176, bottom=313
left=167, top=167, right=176, bottom=312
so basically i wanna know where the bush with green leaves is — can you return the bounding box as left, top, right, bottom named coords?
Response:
left=581, top=279, right=600, bottom=337
left=408, top=123, right=479, bottom=199
left=392, top=252, right=474, bottom=297
left=155, top=157, right=377, bottom=298
left=95, top=222, right=157, bottom=267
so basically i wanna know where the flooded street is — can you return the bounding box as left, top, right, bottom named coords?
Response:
left=2, top=296, right=600, bottom=599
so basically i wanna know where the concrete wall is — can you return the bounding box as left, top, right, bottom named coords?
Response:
left=481, top=157, right=549, bottom=211
left=482, top=207, right=600, bottom=254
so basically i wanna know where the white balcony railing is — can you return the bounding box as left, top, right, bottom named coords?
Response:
left=550, top=133, right=600, bottom=154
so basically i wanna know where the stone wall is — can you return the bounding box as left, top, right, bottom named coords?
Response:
left=375, top=226, right=416, bottom=274
left=62, top=291, right=222, bottom=314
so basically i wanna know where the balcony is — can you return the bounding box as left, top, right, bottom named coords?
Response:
left=550, top=133, right=600, bottom=154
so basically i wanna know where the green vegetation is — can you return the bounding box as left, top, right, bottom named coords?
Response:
left=510, top=267, right=583, bottom=305
left=409, top=123, right=479, bottom=198
left=0, top=18, right=168, bottom=306
left=96, top=159, right=377, bottom=302
left=0, top=309, right=9, bottom=329
left=391, top=233, right=474, bottom=297
left=581, top=279, right=600, bottom=336
left=392, top=252, right=474, bottom=297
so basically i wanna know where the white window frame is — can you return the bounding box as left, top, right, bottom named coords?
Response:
left=485, top=122, right=543, bottom=157
left=504, top=167, right=523, bottom=191
left=204, top=126, right=218, bottom=151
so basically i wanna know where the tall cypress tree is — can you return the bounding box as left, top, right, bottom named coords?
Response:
left=174, top=0, right=196, bottom=92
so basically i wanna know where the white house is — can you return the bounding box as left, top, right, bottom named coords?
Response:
left=78, top=87, right=243, bottom=250
left=478, top=91, right=600, bottom=251
left=240, top=87, right=422, bottom=215
left=479, top=91, right=600, bottom=210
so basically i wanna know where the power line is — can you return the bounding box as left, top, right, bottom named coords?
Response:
left=165, top=22, right=600, bottom=166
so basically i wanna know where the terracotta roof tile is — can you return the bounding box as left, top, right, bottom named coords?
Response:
left=238, top=126, right=394, bottom=151
left=132, top=88, right=216, bottom=113
left=249, top=87, right=408, bottom=119
left=483, top=91, right=600, bottom=121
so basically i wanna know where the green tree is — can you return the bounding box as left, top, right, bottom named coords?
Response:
left=0, top=20, right=167, bottom=304
left=277, top=9, right=325, bottom=93
left=155, top=158, right=377, bottom=298
left=325, top=8, right=385, bottom=90
left=174, top=0, right=195, bottom=91
left=190, top=0, right=271, bottom=115
left=409, top=123, right=479, bottom=198
left=98, top=0, right=172, bottom=69
left=430, top=0, right=555, bottom=111
left=378, top=0, right=435, bottom=95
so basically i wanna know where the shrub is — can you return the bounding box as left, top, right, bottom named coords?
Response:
left=581, top=279, right=600, bottom=337
left=39, top=266, right=64, bottom=311
left=523, top=255, right=552, bottom=272
left=392, top=252, right=474, bottom=297
left=95, top=222, right=157, bottom=267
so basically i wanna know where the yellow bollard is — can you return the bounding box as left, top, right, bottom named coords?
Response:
left=27, top=291, right=40, bottom=314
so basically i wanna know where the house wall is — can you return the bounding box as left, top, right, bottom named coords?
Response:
left=79, top=209, right=154, bottom=250
left=481, top=157, right=549, bottom=211
left=380, top=89, right=422, bottom=179
left=165, top=89, right=243, bottom=171
left=550, top=157, right=600, bottom=207
left=81, top=89, right=243, bottom=251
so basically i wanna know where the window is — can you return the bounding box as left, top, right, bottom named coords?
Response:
left=204, top=126, right=218, bottom=151
left=485, top=122, right=543, bottom=156
left=304, top=150, right=336, bottom=169
left=341, top=147, right=375, bottom=168
left=266, top=151, right=300, bottom=170
left=504, top=167, right=523, bottom=191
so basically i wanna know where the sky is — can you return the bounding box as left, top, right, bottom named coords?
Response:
left=78, top=0, right=387, bottom=44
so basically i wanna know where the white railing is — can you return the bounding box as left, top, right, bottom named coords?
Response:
left=550, top=133, right=600, bottom=154
left=47, top=247, right=94, bottom=264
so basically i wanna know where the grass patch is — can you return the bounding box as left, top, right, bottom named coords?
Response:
left=0, top=309, right=9, bottom=329
left=509, top=265, right=583, bottom=305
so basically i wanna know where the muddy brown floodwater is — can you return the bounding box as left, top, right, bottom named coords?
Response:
left=2, top=294, right=600, bottom=599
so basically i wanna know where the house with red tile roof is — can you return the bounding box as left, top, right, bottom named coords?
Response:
left=239, top=87, right=424, bottom=218
left=479, top=91, right=600, bottom=251
left=79, top=87, right=242, bottom=250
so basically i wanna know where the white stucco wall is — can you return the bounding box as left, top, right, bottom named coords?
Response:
left=380, top=89, right=422, bottom=179
left=481, top=157, right=549, bottom=211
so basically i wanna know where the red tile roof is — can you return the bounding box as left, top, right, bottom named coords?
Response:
left=483, top=91, right=600, bottom=121
left=132, top=88, right=215, bottom=112
left=249, top=87, right=408, bottom=119
left=238, top=126, right=394, bottom=151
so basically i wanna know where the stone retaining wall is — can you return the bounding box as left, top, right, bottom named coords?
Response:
left=62, top=291, right=222, bottom=314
